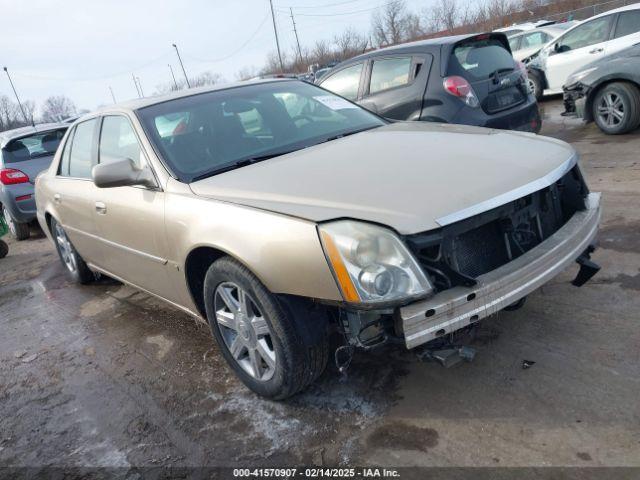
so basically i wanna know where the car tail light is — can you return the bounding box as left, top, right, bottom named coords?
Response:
left=0, top=168, right=30, bottom=185
left=443, top=76, right=480, bottom=108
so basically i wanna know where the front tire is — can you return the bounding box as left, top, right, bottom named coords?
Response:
left=51, top=218, right=94, bottom=284
left=2, top=204, right=29, bottom=241
left=528, top=70, right=543, bottom=101
left=593, top=82, right=640, bottom=135
left=203, top=256, right=329, bottom=399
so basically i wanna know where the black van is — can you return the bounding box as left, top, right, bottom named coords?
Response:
left=317, top=33, right=541, bottom=133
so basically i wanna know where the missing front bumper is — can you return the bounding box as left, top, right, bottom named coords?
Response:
left=399, top=193, right=601, bottom=349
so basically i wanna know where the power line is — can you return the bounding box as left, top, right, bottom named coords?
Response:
left=276, top=0, right=366, bottom=9
left=181, top=14, right=270, bottom=64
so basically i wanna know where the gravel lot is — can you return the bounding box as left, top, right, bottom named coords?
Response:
left=1, top=98, right=639, bottom=471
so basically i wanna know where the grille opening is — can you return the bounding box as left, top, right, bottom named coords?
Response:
left=407, top=166, right=588, bottom=293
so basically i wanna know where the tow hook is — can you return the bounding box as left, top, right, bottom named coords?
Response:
left=572, top=244, right=600, bottom=287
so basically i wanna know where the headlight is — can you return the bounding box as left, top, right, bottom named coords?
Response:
left=566, top=67, right=597, bottom=85
left=319, top=220, right=433, bottom=304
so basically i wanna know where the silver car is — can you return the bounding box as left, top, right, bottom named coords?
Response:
left=1, top=124, right=67, bottom=240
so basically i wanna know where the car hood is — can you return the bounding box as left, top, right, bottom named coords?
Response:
left=189, top=122, right=576, bottom=234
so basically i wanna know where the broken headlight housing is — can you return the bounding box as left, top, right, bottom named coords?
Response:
left=319, top=220, right=433, bottom=305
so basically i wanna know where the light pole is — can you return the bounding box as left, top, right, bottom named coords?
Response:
left=136, top=76, right=145, bottom=97
left=109, top=86, right=117, bottom=104
left=168, top=64, right=179, bottom=90
left=269, top=0, right=284, bottom=72
left=172, top=43, right=190, bottom=88
left=132, top=73, right=141, bottom=98
left=3, top=67, right=34, bottom=127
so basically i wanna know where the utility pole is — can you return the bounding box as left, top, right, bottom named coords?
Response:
left=136, top=76, right=145, bottom=97
left=172, top=43, right=190, bottom=88
left=3, top=67, right=34, bottom=127
left=132, top=73, right=141, bottom=98
left=290, top=8, right=303, bottom=65
left=269, top=0, right=284, bottom=72
left=168, top=64, right=179, bottom=90
left=109, top=86, right=117, bottom=104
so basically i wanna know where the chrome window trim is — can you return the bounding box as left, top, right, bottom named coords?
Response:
left=435, top=153, right=578, bottom=227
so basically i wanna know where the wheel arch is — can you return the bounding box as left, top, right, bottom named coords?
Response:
left=184, top=245, right=271, bottom=319
left=585, top=78, right=640, bottom=123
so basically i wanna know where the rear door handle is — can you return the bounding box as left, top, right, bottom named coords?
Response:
left=53, top=194, right=61, bottom=204
left=589, top=48, right=603, bottom=54
left=95, top=202, right=107, bottom=215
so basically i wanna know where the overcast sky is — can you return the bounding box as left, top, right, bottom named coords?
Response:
left=1, top=0, right=433, bottom=112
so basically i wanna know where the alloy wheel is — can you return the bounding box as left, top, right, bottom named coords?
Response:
left=54, top=223, right=77, bottom=273
left=214, top=282, right=277, bottom=381
left=597, top=92, right=624, bottom=127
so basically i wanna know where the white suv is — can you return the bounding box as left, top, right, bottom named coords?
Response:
left=528, top=3, right=640, bottom=99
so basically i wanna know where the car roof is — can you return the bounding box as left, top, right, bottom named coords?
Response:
left=80, top=78, right=295, bottom=118
left=509, top=24, right=573, bottom=39
left=0, top=123, right=68, bottom=148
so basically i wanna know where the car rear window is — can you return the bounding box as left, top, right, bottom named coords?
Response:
left=448, top=38, right=515, bottom=81
left=2, top=128, right=67, bottom=163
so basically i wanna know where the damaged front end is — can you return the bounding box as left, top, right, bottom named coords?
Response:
left=334, top=158, right=601, bottom=357
left=563, top=82, right=591, bottom=120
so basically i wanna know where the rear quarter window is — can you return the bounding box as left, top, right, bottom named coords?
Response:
left=448, top=39, right=515, bottom=80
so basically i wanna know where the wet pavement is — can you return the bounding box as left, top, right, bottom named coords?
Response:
left=1, top=99, right=639, bottom=469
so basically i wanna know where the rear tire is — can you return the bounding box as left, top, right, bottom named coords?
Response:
left=2, top=204, right=29, bottom=241
left=592, top=82, right=640, bottom=135
left=203, top=256, right=329, bottom=399
left=50, top=217, right=94, bottom=284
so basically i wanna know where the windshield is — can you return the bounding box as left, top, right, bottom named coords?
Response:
left=137, top=81, right=385, bottom=182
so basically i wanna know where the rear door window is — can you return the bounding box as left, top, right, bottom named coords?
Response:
left=614, top=10, right=640, bottom=38
left=67, top=119, right=98, bottom=179
left=369, top=57, right=413, bottom=94
left=2, top=128, right=67, bottom=163
left=320, top=63, right=363, bottom=100
left=449, top=38, right=515, bottom=80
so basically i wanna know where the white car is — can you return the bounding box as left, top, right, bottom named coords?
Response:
left=528, top=3, right=640, bottom=99
left=508, top=23, right=578, bottom=62
left=494, top=20, right=556, bottom=37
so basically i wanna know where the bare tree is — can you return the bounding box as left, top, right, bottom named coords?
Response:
left=236, top=66, right=260, bottom=81
left=334, top=28, right=368, bottom=60
left=154, top=70, right=223, bottom=95
left=371, top=0, right=412, bottom=46
left=426, top=0, right=461, bottom=34
left=41, top=96, right=77, bottom=123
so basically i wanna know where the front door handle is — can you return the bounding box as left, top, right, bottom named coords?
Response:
left=589, top=48, right=603, bottom=54
left=95, top=202, right=107, bottom=215
left=53, top=193, right=61, bottom=204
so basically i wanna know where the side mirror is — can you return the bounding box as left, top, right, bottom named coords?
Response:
left=92, top=158, right=157, bottom=189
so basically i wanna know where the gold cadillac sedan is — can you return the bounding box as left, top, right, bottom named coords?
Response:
left=36, top=80, right=601, bottom=399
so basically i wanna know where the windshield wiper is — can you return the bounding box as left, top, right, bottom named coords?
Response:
left=321, top=125, right=381, bottom=143
left=190, top=148, right=303, bottom=182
